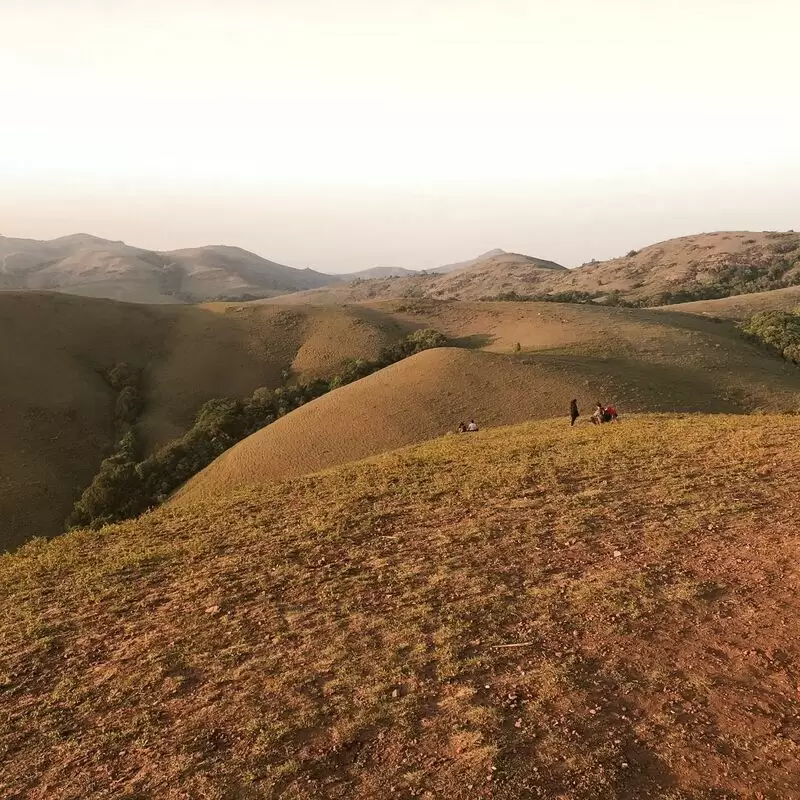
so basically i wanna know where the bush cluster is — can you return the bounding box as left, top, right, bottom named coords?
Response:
left=488, top=290, right=605, bottom=305
left=741, top=310, right=800, bottom=364
left=67, top=330, right=449, bottom=530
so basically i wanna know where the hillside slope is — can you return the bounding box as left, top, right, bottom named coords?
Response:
left=3, top=416, right=800, bottom=798
left=0, top=234, right=335, bottom=304
left=551, top=230, right=800, bottom=304
left=266, top=231, right=800, bottom=307
left=0, top=293, right=406, bottom=549
left=174, top=305, right=800, bottom=507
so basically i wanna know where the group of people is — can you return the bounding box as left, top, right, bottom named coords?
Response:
left=570, top=399, right=619, bottom=427
left=455, top=401, right=619, bottom=434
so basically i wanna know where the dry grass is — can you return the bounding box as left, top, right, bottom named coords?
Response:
left=3, top=290, right=799, bottom=550
left=174, top=302, right=800, bottom=506
left=2, top=415, right=800, bottom=798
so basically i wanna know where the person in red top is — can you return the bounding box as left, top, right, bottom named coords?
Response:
left=605, top=404, right=618, bottom=422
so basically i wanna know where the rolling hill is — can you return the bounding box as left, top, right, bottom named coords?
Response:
left=4, top=231, right=799, bottom=307
left=4, top=289, right=800, bottom=551
left=0, top=292, right=408, bottom=549
left=3, top=414, right=800, bottom=798
left=0, top=234, right=335, bottom=304
left=555, top=230, right=800, bottom=304
left=173, top=302, right=800, bottom=507
left=265, top=231, right=800, bottom=307
left=262, top=251, right=569, bottom=306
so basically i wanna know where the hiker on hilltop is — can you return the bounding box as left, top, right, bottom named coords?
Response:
left=591, top=402, right=605, bottom=425
left=570, top=399, right=580, bottom=427
left=467, top=420, right=479, bottom=432
left=606, top=403, right=619, bottom=422
left=457, top=421, right=467, bottom=433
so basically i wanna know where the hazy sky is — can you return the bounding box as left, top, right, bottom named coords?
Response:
left=2, top=0, right=798, bottom=271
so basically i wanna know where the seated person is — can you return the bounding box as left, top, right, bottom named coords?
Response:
left=457, top=421, right=467, bottom=433
left=467, top=420, right=479, bottom=432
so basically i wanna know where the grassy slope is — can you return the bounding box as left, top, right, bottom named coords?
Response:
left=0, top=294, right=405, bottom=549
left=3, top=415, right=800, bottom=798
left=174, top=302, right=800, bottom=506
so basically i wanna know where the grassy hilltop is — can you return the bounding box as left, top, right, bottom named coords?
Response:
left=2, top=415, right=800, bottom=799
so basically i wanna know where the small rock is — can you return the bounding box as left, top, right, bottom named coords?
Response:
left=613, top=550, right=622, bottom=559
left=204, top=605, right=221, bottom=614
left=391, top=688, right=400, bottom=699
left=514, top=719, right=523, bottom=728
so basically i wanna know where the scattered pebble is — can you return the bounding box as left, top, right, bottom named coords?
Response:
left=204, top=605, right=220, bottom=614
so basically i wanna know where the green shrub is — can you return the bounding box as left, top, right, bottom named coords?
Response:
left=67, top=430, right=145, bottom=529
left=741, top=310, right=800, bottom=364
left=107, top=362, right=140, bottom=392
left=115, top=386, right=144, bottom=424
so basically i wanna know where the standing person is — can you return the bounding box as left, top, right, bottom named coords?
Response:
left=570, top=399, right=580, bottom=427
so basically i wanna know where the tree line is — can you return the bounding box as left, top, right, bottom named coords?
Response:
left=68, top=329, right=449, bottom=530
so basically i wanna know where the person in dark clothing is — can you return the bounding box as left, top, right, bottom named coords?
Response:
left=570, top=399, right=579, bottom=426
left=457, top=421, right=467, bottom=433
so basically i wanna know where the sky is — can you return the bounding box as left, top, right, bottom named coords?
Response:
left=1, top=0, right=798, bottom=272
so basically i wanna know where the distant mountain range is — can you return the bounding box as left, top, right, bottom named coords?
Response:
left=0, top=235, right=546, bottom=304
left=0, top=234, right=335, bottom=304
left=2, top=230, right=799, bottom=306
left=261, top=231, right=800, bottom=307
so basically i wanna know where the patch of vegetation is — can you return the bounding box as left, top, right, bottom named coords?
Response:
left=68, top=363, right=146, bottom=530
left=487, top=289, right=607, bottom=305
left=67, top=330, right=450, bottom=530
left=741, top=310, right=800, bottom=364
